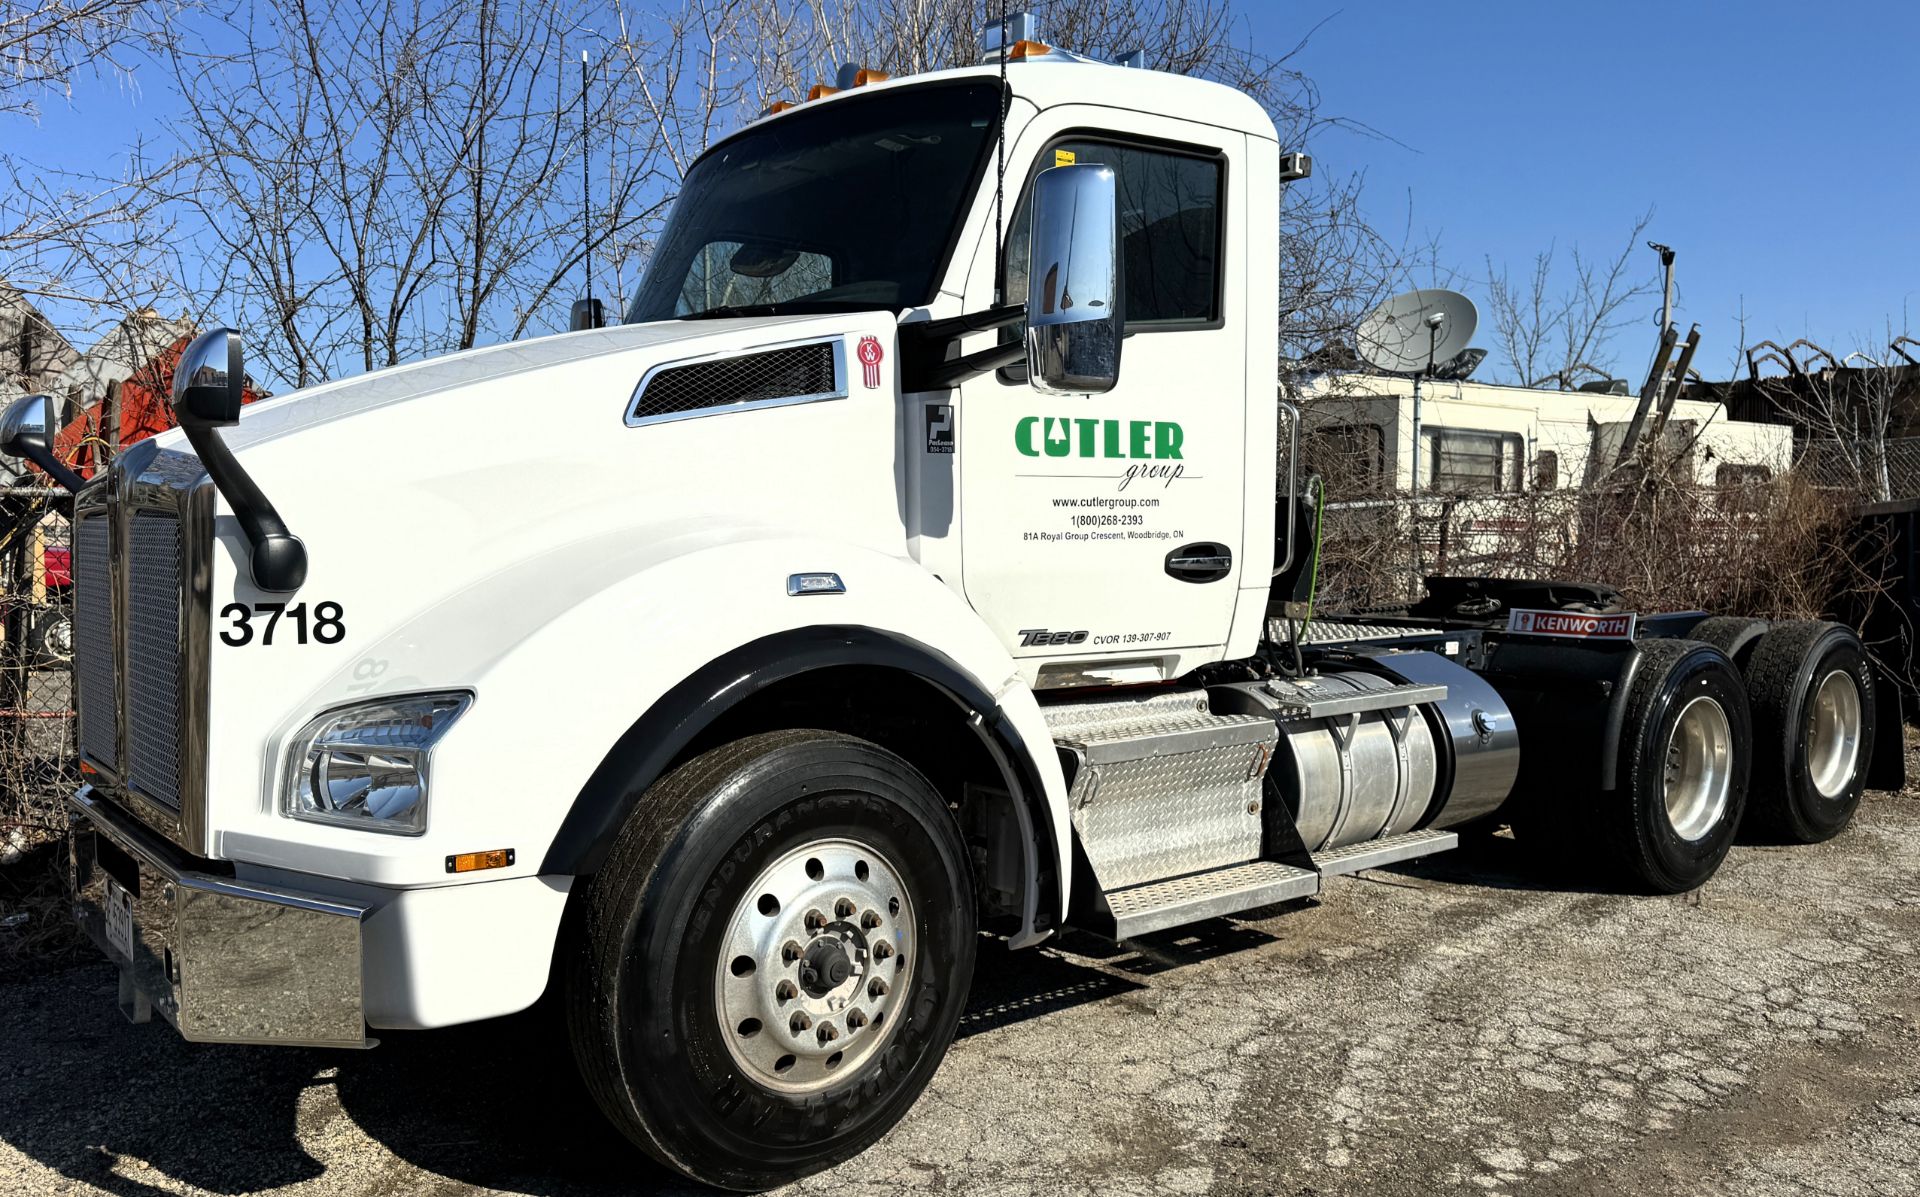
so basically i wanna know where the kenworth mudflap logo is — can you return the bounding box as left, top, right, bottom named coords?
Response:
left=1014, top=416, right=1185, bottom=490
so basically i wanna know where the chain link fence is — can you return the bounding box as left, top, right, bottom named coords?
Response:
left=1802, top=437, right=1920, bottom=501
left=0, top=489, right=77, bottom=860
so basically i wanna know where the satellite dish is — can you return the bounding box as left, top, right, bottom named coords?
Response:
left=1356, top=289, right=1478, bottom=376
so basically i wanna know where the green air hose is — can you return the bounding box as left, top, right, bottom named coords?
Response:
left=1297, top=476, right=1326, bottom=641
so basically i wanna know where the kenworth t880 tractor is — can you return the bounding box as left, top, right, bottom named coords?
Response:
left=0, top=20, right=1899, bottom=1192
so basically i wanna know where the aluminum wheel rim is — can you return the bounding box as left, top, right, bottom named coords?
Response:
left=1663, top=695, right=1733, bottom=842
left=714, top=836, right=915, bottom=1095
left=1805, top=669, right=1862, bottom=800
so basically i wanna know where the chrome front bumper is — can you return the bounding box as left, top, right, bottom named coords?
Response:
left=67, top=786, right=371, bottom=1048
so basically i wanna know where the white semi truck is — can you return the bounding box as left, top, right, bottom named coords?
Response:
left=0, top=22, right=1900, bottom=1192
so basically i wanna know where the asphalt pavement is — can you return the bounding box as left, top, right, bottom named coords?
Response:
left=3, top=743, right=1918, bottom=1197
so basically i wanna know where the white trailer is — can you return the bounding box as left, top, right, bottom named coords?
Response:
left=0, top=18, right=1898, bottom=1191
left=1296, top=371, right=1795, bottom=494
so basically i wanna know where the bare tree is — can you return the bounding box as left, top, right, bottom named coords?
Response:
left=1, top=3, right=189, bottom=352
left=160, top=0, right=688, bottom=387
left=0, top=0, right=179, bottom=117
left=1484, top=210, right=1657, bottom=389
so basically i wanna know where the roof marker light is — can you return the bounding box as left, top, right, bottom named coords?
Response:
left=1008, top=39, right=1051, bottom=60
left=851, top=68, right=890, bottom=86
left=765, top=99, right=795, bottom=115
left=807, top=83, right=840, bottom=101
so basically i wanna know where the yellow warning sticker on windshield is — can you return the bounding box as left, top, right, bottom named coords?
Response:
left=1054, top=149, right=1076, bottom=167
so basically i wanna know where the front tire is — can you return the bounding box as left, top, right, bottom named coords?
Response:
left=565, top=730, right=976, bottom=1191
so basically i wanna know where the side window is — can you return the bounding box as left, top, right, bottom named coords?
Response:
left=1005, top=138, right=1224, bottom=328
left=1534, top=449, right=1561, bottom=491
left=674, top=240, right=835, bottom=315
left=1422, top=429, right=1524, bottom=493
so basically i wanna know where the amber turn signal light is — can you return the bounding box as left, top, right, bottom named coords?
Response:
left=445, top=848, right=515, bottom=874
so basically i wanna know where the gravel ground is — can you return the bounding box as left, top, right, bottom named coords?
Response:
left=4, top=745, right=1918, bottom=1197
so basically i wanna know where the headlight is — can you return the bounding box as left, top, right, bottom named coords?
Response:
left=281, top=693, right=472, bottom=835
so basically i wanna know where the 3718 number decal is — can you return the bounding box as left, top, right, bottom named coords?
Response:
left=219, top=601, right=345, bottom=647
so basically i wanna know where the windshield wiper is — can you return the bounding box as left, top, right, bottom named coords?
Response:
left=677, top=303, right=788, bottom=320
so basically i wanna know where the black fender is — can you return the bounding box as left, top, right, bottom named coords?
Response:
left=541, top=624, right=1061, bottom=935
left=1868, top=657, right=1907, bottom=791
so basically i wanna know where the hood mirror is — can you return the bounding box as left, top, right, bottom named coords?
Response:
left=172, top=327, right=246, bottom=426
left=1025, top=163, right=1124, bottom=396
left=169, top=327, right=307, bottom=593
left=0, top=394, right=84, bottom=492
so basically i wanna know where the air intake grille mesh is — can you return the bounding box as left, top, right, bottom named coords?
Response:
left=631, top=341, right=839, bottom=421
left=74, top=517, right=116, bottom=767
left=125, top=512, right=184, bottom=809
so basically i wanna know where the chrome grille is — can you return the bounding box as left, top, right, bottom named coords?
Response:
left=628, top=341, right=840, bottom=423
left=74, top=516, right=116, bottom=765
left=125, top=512, right=184, bottom=809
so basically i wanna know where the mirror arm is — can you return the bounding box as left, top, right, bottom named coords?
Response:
left=909, top=302, right=1026, bottom=343
left=19, top=446, right=85, bottom=494
left=898, top=303, right=1028, bottom=391
left=917, top=341, right=1026, bottom=391
left=180, top=425, right=307, bottom=593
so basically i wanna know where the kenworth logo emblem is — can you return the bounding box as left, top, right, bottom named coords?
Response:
left=856, top=336, right=884, bottom=389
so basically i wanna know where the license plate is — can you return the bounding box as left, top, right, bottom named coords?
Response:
left=104, top=878, right=135, bottom=962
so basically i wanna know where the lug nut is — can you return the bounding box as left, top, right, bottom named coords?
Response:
left=873, top=940, right=893, bottom=961
left=835, top=897, right=856, bottom=919
left=846, top=1008, right=868, bottom=1030
left=789, top=1011, right=812, bottom=1035
left=804, top=909, right=827, bottom=933
left=867, top=977, right=889, bottom=999
left=776, top=980, right=798, bottom=1002
left=861, top=910, right=882, bottom=930
left=816, top=1022, right=839, bottom=1045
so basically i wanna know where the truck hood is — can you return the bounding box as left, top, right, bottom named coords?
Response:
left=208, top=314, right=832, bottom=453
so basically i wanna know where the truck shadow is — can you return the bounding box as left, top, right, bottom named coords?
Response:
left=3, top=839, right=1637, bottom=1197
left=1, top=937, right=1162, bottom=1196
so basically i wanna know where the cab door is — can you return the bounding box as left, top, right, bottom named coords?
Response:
left=956, top=114, right=1248, bottom=681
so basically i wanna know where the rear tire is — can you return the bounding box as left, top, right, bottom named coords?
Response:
left=565, top=730, right=976, bottom=1192
left=1599, top=639, right=1752, bottom=893
left=1686, top=616, right=1767, bottom=668
left=1740, top=621, right=1876, bottom=844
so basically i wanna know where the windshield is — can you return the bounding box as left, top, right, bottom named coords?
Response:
left=627, top=81, right=1001, bottom=323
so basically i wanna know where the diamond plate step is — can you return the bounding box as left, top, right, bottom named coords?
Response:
left=1104, top=860, right=1320, bottom=939
left=1266, top=616, right=1444, bottom=646
left=1230, top=676, right=1448, bottom=721
left=1312, top=829, right=1459, bottom=878
left=1044, top=688, right=1273, bottom=764
left=1046, top=688, right=1281, bottom=892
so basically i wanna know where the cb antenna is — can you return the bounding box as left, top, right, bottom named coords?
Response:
left=570, top=49, right=605, bottom=331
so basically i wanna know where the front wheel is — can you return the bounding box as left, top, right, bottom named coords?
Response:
left=565, top=730, right=976, bottom=1191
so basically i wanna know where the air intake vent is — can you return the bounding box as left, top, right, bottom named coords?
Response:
left=628, top=340, right=843, bottom=425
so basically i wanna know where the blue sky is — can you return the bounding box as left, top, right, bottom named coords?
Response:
left=1262, top=0, right=1920, bottom=380
left=12, top=1, right=1918, bottom=385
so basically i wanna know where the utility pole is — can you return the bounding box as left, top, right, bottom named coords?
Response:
left=1649, top=241, right=1675, bottom=334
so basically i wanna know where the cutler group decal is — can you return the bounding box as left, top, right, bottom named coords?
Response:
left=1015, top=414, right=1190, bottom=547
